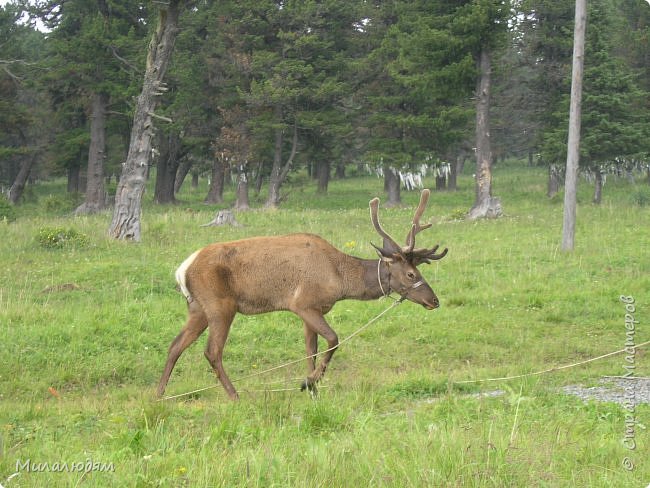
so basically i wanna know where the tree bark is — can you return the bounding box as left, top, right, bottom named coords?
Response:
left=154, top=131, right=182, bottom=204
left=435, top=174, right=446, bottom=191
left=205, top=156, right=225, bottom=204
left=468, top=47, right=502, bottom=220
left=108, top=0, right=182, bottom=240
left=233, top=165, right=250, bottom=210
left=67, top=164, right=81, bottom=193
left=335, top=162, right=345, bottom=179
left=384, top=165, right=401, bottom=207
left=561, top=0, right=586, bottom=251
left=316, top=159, right=330, bottom=194
left=76, top=92, right=108, bottom=214
left=174, top=157, right=192, bottom=194
left=265, top=115, right=298, bottom=208
left=547, top=164, right=561, bottom=198
left=448, top=154, right=463, bottom=191
left=592, top=167, right=602, bottom=204
left=8, top=153, right=36, bottom=204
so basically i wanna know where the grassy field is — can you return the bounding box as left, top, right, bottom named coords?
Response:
left=0, top=164, right=649, bottom=487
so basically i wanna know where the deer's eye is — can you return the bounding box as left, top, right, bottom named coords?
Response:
left=407, top=271, right=416, bottom=280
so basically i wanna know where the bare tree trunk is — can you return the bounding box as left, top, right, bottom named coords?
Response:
left=76, top=92, right=108, bottom=214
left=316, top=159, right=330, bottom=194
left=265, top=115, right=298, bottom=208
left=154, top=131, right=182, bottom=204
left=468, top=47, right=502, bottom=220
left=384, top=165, right=401, bottom=207
left=561, top=0, right=587, bottom=251
left=335, top=162, right=345, bottom=179
left=233, top=165, right=250, bottom=210
left=108, top=0, right=182, bottom=240
left=435, top=174, right=446, bottom=191
left=67, top=164, right=81, bottom=193
left=205, top=156, right=225, bottom=204
left=448, top=154, right=464, bottom=191
left=174, top=157, right=192, bottom=194
left=254, top=162, right=264, bottom=194
left=547, top=164, right=560, bottom=198
left=592, top=167, right=602, bottom=204
left=8, top=153, right=36, bottom=204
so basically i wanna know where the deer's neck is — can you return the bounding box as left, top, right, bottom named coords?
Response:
left=341, top=256, right=390, bottom=301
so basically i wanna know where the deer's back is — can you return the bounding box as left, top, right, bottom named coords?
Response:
left=183, top=233, right=355, bottom=314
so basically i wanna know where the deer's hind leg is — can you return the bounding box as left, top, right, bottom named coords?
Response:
left=203, top=300, right=239, bottom=400
left=157, top=300, right=208, bottom=397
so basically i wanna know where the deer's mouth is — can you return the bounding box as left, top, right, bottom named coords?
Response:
left=422, top=298, right=439, bottom=310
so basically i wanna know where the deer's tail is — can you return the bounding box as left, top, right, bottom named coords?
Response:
left=175, top=250, right=200, bottom=302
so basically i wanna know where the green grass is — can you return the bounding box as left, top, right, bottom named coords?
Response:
left=1, top=164, right=649, bottom=486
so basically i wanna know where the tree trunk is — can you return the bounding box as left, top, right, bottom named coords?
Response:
left=435, top=174, right=446, bottom=191
left=265, top=115, right=298, bottom=208
left=174, top=157, right=192, bottom=194
left=384, top=165, right=401, bottom=207
left=108, top=0, right=182, bottom=240
left=233, top=165, right=250, bottom=210
left=317, top=159, right=330, bottom=194
left=76, top=92, right=108, bottom=214
left=592, top=167, right=602, bottom=204
left=8, top=153, right=36, bottom=204
left=254, top=161, right=264, bottom=194
left=205, top=156, right=225, bottom=204
left=191, top=170, right=199, bottom=189
left=154, top=131, right=181, bottom=204
left=67, top=164, right=81, bottom=193
left=448, top=155, right=462, bottom=191
left=335, top=162, right=345, bottom=179
left=547, top=164, right=560, bottom=198
left=561, top=0, right=586, bottom=251
left=468, top=47, right=502, bottom=220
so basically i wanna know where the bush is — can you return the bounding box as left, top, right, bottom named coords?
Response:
left=43, top=193, right=84, bottom=214
left=449, top=208, right=466, bottom=221
left=36, top=226, right=89, bottom=249
left=630, top=188, right=650, bottom=207
left=0, top=196, right=16, bottom=222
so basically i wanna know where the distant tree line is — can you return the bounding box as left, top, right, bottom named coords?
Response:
left=1, top=0, right=648, bottom=223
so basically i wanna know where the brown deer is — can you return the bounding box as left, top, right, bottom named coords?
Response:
left=157, top=189, right=447, bottom=400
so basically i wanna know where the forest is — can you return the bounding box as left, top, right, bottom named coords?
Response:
left=1, top=0, right=648, bottom=230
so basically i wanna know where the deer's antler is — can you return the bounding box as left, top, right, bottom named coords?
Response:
left=404, top=189, right=433, bottom=253
left=369, top=189, right=447, bottom=264
left=369, top=197, right=402, bottom=255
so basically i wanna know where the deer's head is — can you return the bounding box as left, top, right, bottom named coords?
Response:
left=370, top=189, right=447, bottom=309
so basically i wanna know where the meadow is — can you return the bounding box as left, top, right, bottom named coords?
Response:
left=0, top=164, right=648, bottom=487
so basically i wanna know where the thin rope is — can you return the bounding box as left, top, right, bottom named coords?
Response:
left=453, top=339, right=650, bottom=384
left=159, top=299, right=403, bottom=401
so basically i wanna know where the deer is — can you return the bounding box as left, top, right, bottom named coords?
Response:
left=157, top=189, right=448, bottom=400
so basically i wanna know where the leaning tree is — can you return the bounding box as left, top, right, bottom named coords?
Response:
left=109, top=0, right=185, bottom=240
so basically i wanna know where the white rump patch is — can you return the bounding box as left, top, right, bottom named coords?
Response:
left=176, top=250, right=200, bottom=302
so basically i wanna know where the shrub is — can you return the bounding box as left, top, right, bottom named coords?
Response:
left=449, top=208, right=466, bottom=221
left=630, top=188, right=650, bottom=207
left=36, top=226, right=89, bottom=249
left=0, top=196, right=16, bottom=222
left=43, top=193, right=84, bottom=214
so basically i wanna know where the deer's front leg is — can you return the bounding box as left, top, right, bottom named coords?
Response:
left=303, top=322, right=318, bottom=374
left=294, top=309, right=339, bottom=394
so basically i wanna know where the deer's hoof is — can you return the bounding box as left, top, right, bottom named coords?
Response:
left=300, top=379, right=318, bottom=398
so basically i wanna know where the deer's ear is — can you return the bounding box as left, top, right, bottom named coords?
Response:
left=372, top=242, right=394, bottom=262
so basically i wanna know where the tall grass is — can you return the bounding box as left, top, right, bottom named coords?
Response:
left=0, top=164, right=648, bottom=486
